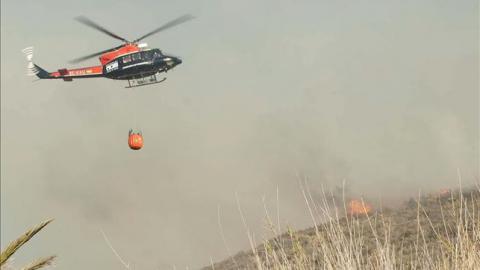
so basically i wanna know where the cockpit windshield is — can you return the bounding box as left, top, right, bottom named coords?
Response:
left=141, top=49, right=162, bottom=61
left=142, top=50, right=153, bottom=60
left=152, top=49, right=163, bottom=57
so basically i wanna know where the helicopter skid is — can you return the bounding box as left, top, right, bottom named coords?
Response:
left=125, top=74, right=166, bottom=88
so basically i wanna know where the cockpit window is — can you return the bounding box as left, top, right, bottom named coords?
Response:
left=153, top=49, right=163, bottom=57
left=132, top=52, right=142, bottom=61
left=142, top=50, right=153, bottom=60
left=123, top=55, right=132, bottom=63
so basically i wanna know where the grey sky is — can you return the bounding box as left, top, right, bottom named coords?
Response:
left=1, top=0, right=478, bottom=269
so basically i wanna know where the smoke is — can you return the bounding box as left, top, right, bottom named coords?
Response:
left=1, top=0, right=478, bottom=269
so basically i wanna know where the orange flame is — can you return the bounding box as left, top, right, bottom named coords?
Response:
left=347, top=199, right=372, bottom=216
left=437, top=188, right=451, bottom=198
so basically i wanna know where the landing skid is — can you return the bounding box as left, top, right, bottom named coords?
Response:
left=125, top=74, right=166, bottom=88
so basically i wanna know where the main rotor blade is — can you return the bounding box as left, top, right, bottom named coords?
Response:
left=69, top=45, right=124, bottom=64
left=133, top=14, right=194, bottom=43
left=76, top=16, right=129, bottom=43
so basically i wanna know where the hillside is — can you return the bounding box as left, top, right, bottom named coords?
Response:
left=204, top=188, right=480, bottom=269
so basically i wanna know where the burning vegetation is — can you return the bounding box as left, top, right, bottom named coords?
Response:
left=206, top=187, right=480, bottom=270
left=347, top=199, right=373, bottom=216
left=437, top=188, right=452, bottom=198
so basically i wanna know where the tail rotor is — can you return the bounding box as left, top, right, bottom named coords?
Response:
left=22, top=46, right=40, bottom=76
left=22, top=47, right=51, bottom=79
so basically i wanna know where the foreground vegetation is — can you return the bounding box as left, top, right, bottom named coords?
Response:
left=2, top=187, right=478, bottom=269
left=206, top=187, right=480, bottom=270
left=0, top=219, right=55, bottom=270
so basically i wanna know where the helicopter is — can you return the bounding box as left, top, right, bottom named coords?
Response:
left=23, top=14, right=194, bottom=88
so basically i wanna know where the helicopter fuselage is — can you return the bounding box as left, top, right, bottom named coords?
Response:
left=103, top=48, right=182, bottom=80
left=26, top=45, right=182, bottom=84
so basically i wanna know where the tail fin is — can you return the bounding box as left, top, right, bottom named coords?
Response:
left=22, top=47, right=51, bottom=79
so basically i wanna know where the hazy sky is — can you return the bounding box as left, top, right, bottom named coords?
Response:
left=1, top=0, right=478, bottom=269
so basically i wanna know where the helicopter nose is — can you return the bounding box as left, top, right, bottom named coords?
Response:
left=164, top=56, right=182, bottom=67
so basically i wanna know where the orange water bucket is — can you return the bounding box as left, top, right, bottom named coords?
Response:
left=128, top=130, right=143, bottom=150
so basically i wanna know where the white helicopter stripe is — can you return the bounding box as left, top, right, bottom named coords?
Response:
left=123, top=61, right=151, bottom=69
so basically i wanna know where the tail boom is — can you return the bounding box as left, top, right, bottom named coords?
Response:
left=22, top=46, right=104, bottom=80
left=49, top=66, right=104, bottom=80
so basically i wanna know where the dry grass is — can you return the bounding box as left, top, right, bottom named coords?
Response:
left=0, top=219, right=55, bottom=270
left=206, top=186, right=480, bottom=270
left=20, top=256, right=56, bottom=270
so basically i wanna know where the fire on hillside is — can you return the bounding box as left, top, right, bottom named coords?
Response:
left=347, top=199, right=373, bottom=216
